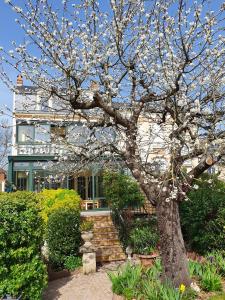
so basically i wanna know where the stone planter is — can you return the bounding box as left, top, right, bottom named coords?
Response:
left=137, top=253, right=159, bottom=268
left=80, top=230, right=96, bottom=274
left=81, top=231, right=94, bottom=242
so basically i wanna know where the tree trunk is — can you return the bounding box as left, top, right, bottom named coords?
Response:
left=155, top=197, right=191, bottom=287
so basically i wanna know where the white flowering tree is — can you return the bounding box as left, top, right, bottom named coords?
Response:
left=1, top=0, right=225, bottom=287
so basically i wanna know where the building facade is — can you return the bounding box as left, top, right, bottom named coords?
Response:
left=8, top=75, right=105, bottom=209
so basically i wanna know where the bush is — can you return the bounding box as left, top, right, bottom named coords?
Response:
left=0, top=192, right=47, bottom=300
left=180, top=174, right=225, bottom=254
left=129, top=217, right=159, bottom=254
left=103, top=171, right=145, bottom=248
left=103, top=171, right=145, bottom=211
left=39, top=189, right=81, bottom=223
left=64, top=256, right=82, bottom=271
left=47, top=208, right=81, bottom=269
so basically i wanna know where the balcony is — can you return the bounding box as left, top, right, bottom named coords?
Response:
left=16, top=144, right=68, bottom=156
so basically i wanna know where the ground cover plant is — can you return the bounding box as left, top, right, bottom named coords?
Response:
left=109, top=253, right=225, bottom=300
left=109, top=261, right=196, bottom=300
left=0, top=192, right=47, bottom=300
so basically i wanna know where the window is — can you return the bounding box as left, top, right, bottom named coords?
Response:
left=94, top=175, right=104, bottom=198
left=77, top=176, right=86, bottom=199
left=33, top=171, right=67, bottom=192
left=67, top=124, right=90, bottom=144
left=35, top=124, right=50, bottom=143
left=17, top=125, right=34, bottom=143
left=14, top=171, right=29, bottom=190
left=51, top=125, right=66, bottom=142
left=75, top=174, right=104, bottom=200
left=40, top=97, right=49, bottom=111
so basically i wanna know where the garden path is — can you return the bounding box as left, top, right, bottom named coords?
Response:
left=43, top=261, right=127, bottom=300
left=43, top=271, right=113, bottom=300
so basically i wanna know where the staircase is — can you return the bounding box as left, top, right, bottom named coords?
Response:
left=81, top=212, right=126, bottom=262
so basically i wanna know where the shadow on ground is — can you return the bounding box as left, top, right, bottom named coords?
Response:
left=43, top=276, right=74, bottom=300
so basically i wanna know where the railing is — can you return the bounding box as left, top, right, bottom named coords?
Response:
left=16, top=144, right=68, bottom=156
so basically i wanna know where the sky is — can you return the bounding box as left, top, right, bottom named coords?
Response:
left=0, top=0, right=223, bottom=112
left=0, top=2, right=19, bottom=110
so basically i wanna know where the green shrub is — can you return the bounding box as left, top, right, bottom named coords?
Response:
left=39, top=189, right=81, bottom=223
left=103, top=171, right=145, bottom=211
left=180, top=174, right=225, bottom=254
left=103, top=171, right=145, bottom=249
left=0, top=192, right=47, bottom=300
left=64, top=256, right=82, bottom=271
left=129, top=218, right=159, bottom=254
left=47, top=207, right=81, bottom=269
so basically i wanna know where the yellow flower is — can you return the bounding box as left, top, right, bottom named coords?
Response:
left=179, top=284, right=186, bottom=293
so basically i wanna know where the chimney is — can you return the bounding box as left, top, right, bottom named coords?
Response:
left=16, top=74, right=23, bottom=86
left=90, top=80, right=99, bottom=92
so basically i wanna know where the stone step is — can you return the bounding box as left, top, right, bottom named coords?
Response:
left=96, top=252, right=126, bottom=262
left=93, top=226, right=118, bottom=233
left=92, top=239, right=121, bottom=246
left=93, top=232, right=119, bottom=240
left=82, top=214, right=125, bottom=262
left=83, top=216, right=112, bottom=223
left=93, top=221, right=115, bottom=227
left=95, top=245, right=124, bottom=256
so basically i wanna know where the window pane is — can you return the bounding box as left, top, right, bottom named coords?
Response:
left=35, top=124, right=50, bottom=143
left=40, top=97, right=49, bottom=111
left=88, top=176, right=93, bottom=199
left=18, top=125, right=34, bottom=142
left=15, top=171, right=28, bottom=190
left=77, top=176, right=86, bottom=199
left=67, top=125, right=90, bottom=144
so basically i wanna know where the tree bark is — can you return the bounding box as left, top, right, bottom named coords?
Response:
left=155, top=197, right=191, bottom=287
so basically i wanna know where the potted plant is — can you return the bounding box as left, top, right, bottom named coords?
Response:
left=137, top=247, right=159, bottom=268
left=129, top=223, right=159, bottom=267
left=80, top=220, right=94, bottom=243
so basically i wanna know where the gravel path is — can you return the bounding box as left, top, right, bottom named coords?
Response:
left=43, top=271, right=113, bottom=300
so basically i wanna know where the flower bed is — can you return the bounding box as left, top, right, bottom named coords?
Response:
left=108, top=252, right=225, bottom=300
